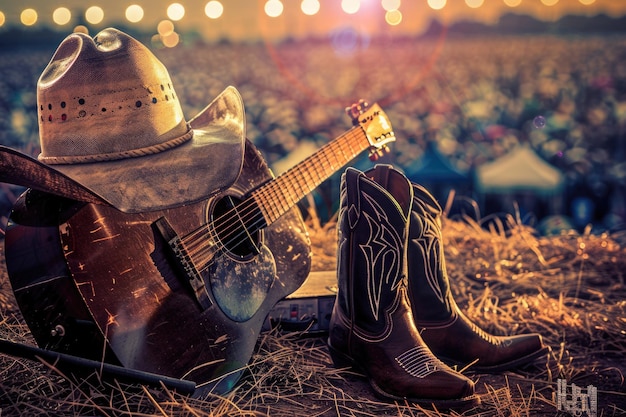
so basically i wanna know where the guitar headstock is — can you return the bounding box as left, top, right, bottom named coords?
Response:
left=346, top=99, right=396, bottom=161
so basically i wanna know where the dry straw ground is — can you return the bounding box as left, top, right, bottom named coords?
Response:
left=0, top=206, right=625, bottom=416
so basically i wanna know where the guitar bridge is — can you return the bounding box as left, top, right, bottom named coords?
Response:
left=154, top=217, right=212, bottom=310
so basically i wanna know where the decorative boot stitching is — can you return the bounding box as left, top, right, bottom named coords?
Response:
left=412, top=213, right=446, bottom=304
left=468, top=319, right=511, bottom=347
left=358, top=192, right=403, bottom=322
left=395, top=345, right=446, bottom=379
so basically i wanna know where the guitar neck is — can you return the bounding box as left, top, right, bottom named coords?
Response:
left=252, top=125, right=369, bottom=225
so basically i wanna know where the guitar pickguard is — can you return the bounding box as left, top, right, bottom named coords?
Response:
left=210, top=244, right=276, bottom=322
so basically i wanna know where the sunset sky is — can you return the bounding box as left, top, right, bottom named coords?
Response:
left=1, top=0, right=625, bottom=41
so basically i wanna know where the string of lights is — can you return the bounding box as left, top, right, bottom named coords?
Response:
left=0, top=0, right=606, bottom=28
left=0, top=0, right=616, bottom=47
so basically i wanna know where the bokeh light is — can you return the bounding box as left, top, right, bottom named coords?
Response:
left=85, top=6, right=104, bottom=25
left=52, top=7, right=72, bottom=26
left=125, top=5, right=144, bottom=23
left=465, top=0, right=484, bottom=9
left=162, top=31, right=180, bottom=47
left=0, top=1, right=617, bottom=35
left=73, top=25, right=89, bottom=34
left=265, top=0, right=284, bottom=18
left=158, top=19, right=175, bottom=36
left=385, top=9, right=402, bottom=26
left=205, top=1, right=224, bottom=19
left=427, top=0, right=447, bottom=11
left=301, top=0, right=321, bottom=16
left=533, top=115, right=546, bottom=129
left=20, top=9, right=38, bottom=26
left=342, top=0, right=360, bottom=15
left=382, top=0, right=401, bottom=12
left=167, top=3, right=185, bottom=21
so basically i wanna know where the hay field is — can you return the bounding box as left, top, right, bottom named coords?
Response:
left=0, top=208, right=624, bottom=416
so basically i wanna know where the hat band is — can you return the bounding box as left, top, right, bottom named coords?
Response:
left=39, top=127, right=193, bottom=165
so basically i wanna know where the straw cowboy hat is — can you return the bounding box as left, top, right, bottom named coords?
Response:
left=0, top=27, right=245, bottom=213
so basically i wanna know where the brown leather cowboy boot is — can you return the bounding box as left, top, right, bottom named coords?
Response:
left=407, top=183, right=549, bottom=372
left=328, top=165, right=479, bottom=408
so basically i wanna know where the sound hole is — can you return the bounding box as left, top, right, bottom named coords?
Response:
left=211, top=195, right=262, bottom=260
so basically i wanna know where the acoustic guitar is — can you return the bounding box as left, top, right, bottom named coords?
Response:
left=4, top=100, right=395, bottom=395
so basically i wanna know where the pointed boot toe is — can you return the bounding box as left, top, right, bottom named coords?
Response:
left=418, top=309, right=550, bottom=372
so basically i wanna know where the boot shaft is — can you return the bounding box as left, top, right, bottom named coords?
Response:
left=408, top=184, right=454, bottom=323
left=337, top=165, right=413, bottom=336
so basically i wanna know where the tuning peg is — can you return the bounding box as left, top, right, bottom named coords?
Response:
left=357, top=100, right=369, bottom=117
left=346, top=104, right=359, bottom=120
left=368, top=146, right=388, bottom=161
left=346, top=99, right=370, bottom=124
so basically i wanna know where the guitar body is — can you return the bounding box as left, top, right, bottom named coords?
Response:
left=5, top=140, right=311, bottom=394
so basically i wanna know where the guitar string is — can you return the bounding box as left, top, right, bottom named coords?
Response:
left=181, top=127, right=367, bottom=271
left=179, top=126, right=369, bottom=270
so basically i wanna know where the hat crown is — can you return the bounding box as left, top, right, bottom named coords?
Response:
left=37, top=28, right=189, bottom=164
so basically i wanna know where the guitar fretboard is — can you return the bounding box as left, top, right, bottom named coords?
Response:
left=251, top=125, right=367, bottom=225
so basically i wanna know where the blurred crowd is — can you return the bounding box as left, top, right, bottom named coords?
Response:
left=1, top=33, right=625, bottom=233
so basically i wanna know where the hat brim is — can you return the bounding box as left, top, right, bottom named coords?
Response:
left=44, top=86, right=246, bottom=213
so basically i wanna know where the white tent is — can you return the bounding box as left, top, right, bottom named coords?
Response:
left=475, top=145, right=565, bottom=219
left=475, top=146, right=564, bottom=196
